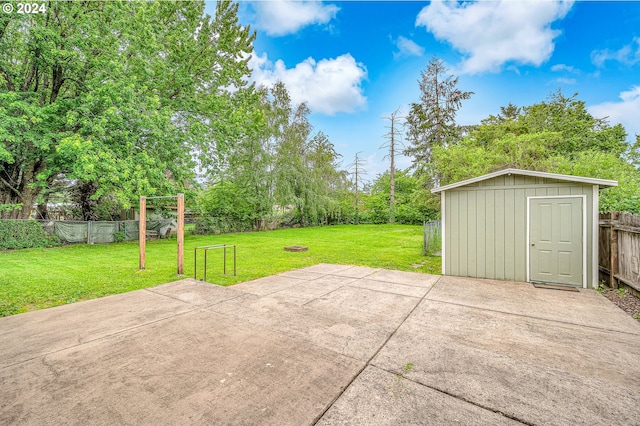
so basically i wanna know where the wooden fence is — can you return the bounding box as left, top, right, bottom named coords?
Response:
left=423, top=220, right=442, bottom=256
left=599, top=212, right=640, bottom=295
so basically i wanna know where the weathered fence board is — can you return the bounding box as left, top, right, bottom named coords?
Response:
left=423, top=220, right=441, bottom=255
left=599, top=212, right=640, bottom=294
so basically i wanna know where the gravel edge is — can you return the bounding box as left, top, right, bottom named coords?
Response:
left=600, top=287, right=640, bottom=322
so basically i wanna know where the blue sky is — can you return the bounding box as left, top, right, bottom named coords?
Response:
left=206, top=1, right=640, bottom=180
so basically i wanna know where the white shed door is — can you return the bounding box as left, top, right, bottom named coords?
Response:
left=529, top=197, right=584, bottom=286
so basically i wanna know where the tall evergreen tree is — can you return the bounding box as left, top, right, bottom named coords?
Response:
left=404, top=57, right=473, bottom=182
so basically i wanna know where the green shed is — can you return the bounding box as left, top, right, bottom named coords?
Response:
left=431, top=169, right=618, bottom=289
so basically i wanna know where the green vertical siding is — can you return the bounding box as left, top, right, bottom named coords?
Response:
left=513, top=189, right=526, bottom=282
left=485, top=190, right=496, bottom=279
left=476, top=190, right=486, bottom=278
left=448, top=192, right=458, bottom=274
left=459, top=191, right=468, bottom=276
left=504, top=189, right=515, bottom=280
left=444, top=176, right=595, bottom=285
left=495, top=190, right=505, bottom=279
left=467, top=191, right=477, bottom=276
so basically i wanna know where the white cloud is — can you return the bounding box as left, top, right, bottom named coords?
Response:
left=551, top=64, right=578, bottom=73
left=553, top=77, right=577, bottom=85
left=592, top=37, right=640, bottom=67
left=589, top=86, right=640, bottom=138
left=250, top=0, right=339, bottom=36
left=416, top=0, right=574, bottom=74
left=506, top=65, right=521, bottom=75
left=393, top=36, right=425, bottom=59
left=249, top=52, right=367, bottom=115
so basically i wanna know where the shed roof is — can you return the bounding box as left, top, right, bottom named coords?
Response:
left=431, top=168, right=618, bottom=193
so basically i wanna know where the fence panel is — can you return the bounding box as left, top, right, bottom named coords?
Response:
left=616, top=213, right=640, bottom=290
left=599, top=212, right=640, bottom=294
left=598, top=213, right=612, bottom=273
left=89, top=221, right=118, bottom=244
left=423, top=220, right=442, bottom=255
left=54, top=221, right=89, bottom=243
left=46, top=219, right=173, bottom=245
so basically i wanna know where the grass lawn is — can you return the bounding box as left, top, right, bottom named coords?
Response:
left=0, top=224, right=440, bottom=317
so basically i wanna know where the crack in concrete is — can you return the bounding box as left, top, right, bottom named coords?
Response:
left=1, top=308, right=199, bottom=370
left=312, top=275, right=535, bottom=425
left=424, top=297, right=640, bottom=337
left=384, top=372, right=532, bottom=426
left=311, top=276, right=444, bottom=425
left=7, top=269, right=634, bottom=424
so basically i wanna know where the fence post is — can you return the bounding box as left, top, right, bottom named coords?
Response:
left=177, top=193, right=184, bottom=275
left=610, top=211, right=619, bottom=289
left=139, top=196, right=146, bottom=270
left=423, top=221, right=427, bottom=255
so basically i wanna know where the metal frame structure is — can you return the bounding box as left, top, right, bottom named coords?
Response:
left=194, top=244, right=237, bottom=281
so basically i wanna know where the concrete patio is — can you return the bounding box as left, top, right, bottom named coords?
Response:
left=1, top=264, right=639, bottom=425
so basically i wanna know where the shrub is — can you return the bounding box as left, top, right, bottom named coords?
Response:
left=194, top=216, right=253, bottom=235
left=0, top=220, right=60, bottom=250
left=113, top=231, right=126, bottom=243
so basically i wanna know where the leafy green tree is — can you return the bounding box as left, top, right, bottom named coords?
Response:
left=552, top=151, right=640, bottom=214
left=433, top=131, right=559, bottom=184
left=196, top=80, right=349, bottom=230
left=434, top=91, right=630, bottom=184
left=273, top=98, right=314, bottom=225
left=0, top=0, right=255, bottom=219
left=365, top=169, right=438, bottom=224
left=431, top=90, right=638, bottom=213
left=195, top=180, right=257, bottom=231
left=209, top=86, right=275, bottom=229
left=307, top=131, right=346, bottom=223
left=274, top=110, right=346, bottom=226
left=519, top=90, right=627, bottom=157
left=222, top=81, right=345, bottom=227
left=628, top=134, right=640, bottom=168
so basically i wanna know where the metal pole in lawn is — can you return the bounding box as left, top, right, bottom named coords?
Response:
left=139, top=196, right=146, bottom=270
left=177, top=193, right=185, bottom=275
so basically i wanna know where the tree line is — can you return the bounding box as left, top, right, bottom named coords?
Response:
left=0, top=0, right=357, bottom=225
left=382, top=57, right=640, bottom=219
left=196, top=81, right=354, bottom=230
left=1, top=2, right=638, bottom=226
left=1, top=1, right=255, bottom=219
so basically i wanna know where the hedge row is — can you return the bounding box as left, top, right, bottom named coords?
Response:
left=0, top=220, right=60, bottom=250
left=194, top=216, right=254, bottom=235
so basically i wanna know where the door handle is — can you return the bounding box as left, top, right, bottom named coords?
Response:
left=531, top=243, right=535, bottom=246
